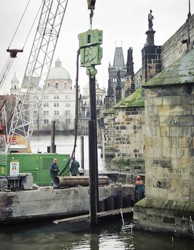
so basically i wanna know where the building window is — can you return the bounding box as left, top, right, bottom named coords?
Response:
left=54, top=110, right=59, bottom=115
left=66, top=103, right=70, bottom=107
left=44, top=111, right=49, bottom=115
left=44, top=119, right=49, bottom=124
left=48, top=83, right=50, bottom=87
left=66, top=119, right=70, bottom=124
left=65, top=95, right=70, bottom=100
left=54, top=95, right=59, bottom=99
left=54, top=103, right=59, bottom=107
left=65, top=110, right=70, bottom=115
left=44, top=103, right=49, bottom=107
left=44, top=95, right=48, bottom=99
left=55, top=83, right=59, bottom=89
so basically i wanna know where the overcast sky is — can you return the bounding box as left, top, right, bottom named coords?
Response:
left=0, top=0, right=193, bottom=94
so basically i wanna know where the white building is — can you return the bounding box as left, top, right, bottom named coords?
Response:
left=37, top=59, right=76, bottom=133
left=82, top=82, right=106, bottom=117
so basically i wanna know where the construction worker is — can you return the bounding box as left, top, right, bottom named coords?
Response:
left=50, top=158, right=60, bottom=185
left=134, top=175, right=145, bottom=203
left=70, top=157, right=80, bottom=176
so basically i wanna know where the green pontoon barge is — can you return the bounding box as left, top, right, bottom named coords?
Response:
left=0, top=153, right=70, bottom=190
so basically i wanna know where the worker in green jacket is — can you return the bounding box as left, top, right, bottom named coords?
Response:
left=70, top=157, right=80, bottom=176
left=50, top=158, right=60, bottom=184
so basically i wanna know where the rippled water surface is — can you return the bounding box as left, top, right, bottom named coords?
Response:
left=0, top=218, right=193, bottom=250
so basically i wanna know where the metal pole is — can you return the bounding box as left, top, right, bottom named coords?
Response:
left=89, top=74, right=99, bottom=225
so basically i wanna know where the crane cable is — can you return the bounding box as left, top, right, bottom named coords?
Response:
left=8, top=0, right=31, bottom=49
left=22, top=2, right=42, bottom=50
left=0, top=1, right=41, bottom=86
left=0, top=57, right=14, bottom=85
left=59, top=48, right=80, bottom=176
left=8, top=0, right=42, bottom=50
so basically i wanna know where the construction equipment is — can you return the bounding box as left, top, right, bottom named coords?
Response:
left=0, top=153, right=70, bottom=187
left=0, top=49, right=23, bottom=87
left=5, top=0, right=69, bottom=153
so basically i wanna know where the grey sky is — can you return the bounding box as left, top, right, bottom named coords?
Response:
left=0, top=0, right=193, bottom=94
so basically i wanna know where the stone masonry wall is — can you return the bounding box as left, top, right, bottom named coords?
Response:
left=144, top=85, right=194, bottom=202
left=161, top=14, right=194, bottom=69
left=103, top=111, right=115, bottom=157
left=114, top=107, right=145, bottom=158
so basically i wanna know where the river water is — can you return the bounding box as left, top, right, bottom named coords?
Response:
left=0, top=135, right=193, bottom=249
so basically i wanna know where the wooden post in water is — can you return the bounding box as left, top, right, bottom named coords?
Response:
left=89, top=74, right=99, bottom=225
left=51, top=120, right=56, bottom=153
left=80, top=136, right=84, bottom=170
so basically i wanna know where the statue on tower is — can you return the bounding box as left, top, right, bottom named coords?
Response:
left=148, top=10, right=154, bottom=30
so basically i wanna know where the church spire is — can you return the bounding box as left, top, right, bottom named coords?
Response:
left=113, top=47, right=125, bottom=68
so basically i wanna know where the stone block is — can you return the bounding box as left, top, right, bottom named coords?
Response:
left=170, top=105, right=184, bottom=115
left=159, top=126, right=169, bottom=137
left=158, top=105, right=170, bottom=115
left=179, top=115, right=194, bottom=126
left=152, top=97, right=163, bottom=106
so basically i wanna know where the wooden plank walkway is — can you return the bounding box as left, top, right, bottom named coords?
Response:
left=53, top=207, right=133, bottom=224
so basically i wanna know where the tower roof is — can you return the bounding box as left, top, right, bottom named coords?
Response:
left=11, top=73, right=19, bottom=83
left=48, top=59, right=71, bottom=80
left=113, top=47, right=125, bottom=68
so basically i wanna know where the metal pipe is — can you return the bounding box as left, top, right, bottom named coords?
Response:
left=53, top=176, right=109, bottom=188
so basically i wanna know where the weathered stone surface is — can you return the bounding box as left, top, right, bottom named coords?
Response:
left=134, top=198, right=194, bottom=237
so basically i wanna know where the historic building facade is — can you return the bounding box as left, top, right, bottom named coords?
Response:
left=35, top=59, right=76, bottom=133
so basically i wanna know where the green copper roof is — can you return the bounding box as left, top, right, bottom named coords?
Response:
left=114, top=87, right=144, bottom=109
left=143, top=49, right=194, bottom=87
